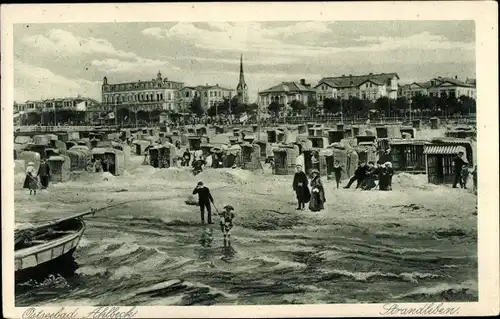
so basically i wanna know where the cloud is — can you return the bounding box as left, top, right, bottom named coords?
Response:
left=21, top=29, right=138, bottom=59
left=14, top=61, right=101, bottom=102
left=169, top=55, right=297, bottom=66
left=91, top=58, right=180, bottom=74
left=142, top=23, right=473, bottom=60
left=354, top=31, right=474, bottom=51
left=141, top=22, right=336, bottom=57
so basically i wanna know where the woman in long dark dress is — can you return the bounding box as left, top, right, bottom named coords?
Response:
left=378, top=164, right=389, bottom=191
left=309, top=169, right=326, bottom=212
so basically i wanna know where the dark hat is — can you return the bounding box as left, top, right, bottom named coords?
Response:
left=223, top=205, right=234, bottom=211
left=197, top=181, right=204, bottom=186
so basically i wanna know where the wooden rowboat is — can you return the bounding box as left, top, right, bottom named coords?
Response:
left=15, top=211, right=95, bottom=282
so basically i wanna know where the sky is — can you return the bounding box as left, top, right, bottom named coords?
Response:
left=13, top=21, right=475, bottom=103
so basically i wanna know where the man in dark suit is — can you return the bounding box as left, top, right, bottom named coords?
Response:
left=192, top=181, right=215, bottom=224
left=452, top=151, right=467, bottom=188
left=38, top=158, right=51, bottom=189
left=344, top=162, right=368, bottom=189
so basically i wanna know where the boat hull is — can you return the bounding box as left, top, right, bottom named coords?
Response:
left=15, top=247, right=79, bottom=283
left=15, top=219, right=86, bottom=283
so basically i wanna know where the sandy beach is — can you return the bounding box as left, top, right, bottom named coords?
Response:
left=14, top=152, right=478, bottom=306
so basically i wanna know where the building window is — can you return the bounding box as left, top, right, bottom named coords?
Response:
left=204, top=92, right=208, bottom=97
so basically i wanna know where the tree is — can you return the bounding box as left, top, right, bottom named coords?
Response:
left=267, top=101, right=282, bottom=118
left=395, top=96, right=409, bottom=114
left=245, top=103, right=259, bottom=115
left=189, top=97, right=204, bottom=117
left=207, top=104, right=217, bottom=117
left=230, top=97, right=240, bottom=115
left=445, top=94, right=461, bottom=115
left=411, top=94, right=426, bottom=111
left=436, top=95, right=448, bottom=116
left=323, top=98, right=342, bottom=114
left=459, top=95, right=476, bottom=115
left=375, top=97, right=390, bottom=116
left=289, top=100, right=306, bottom=115
left=349, top=97, right=366, bottom=116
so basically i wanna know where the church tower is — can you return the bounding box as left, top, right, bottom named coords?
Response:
left=236, top=54, right=248, bottom=103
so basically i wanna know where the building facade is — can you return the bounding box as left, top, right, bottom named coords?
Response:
left=315, top=73, right=400, bottom=105
left=259, top=79, right=316, bottom=108
left=399, top=76, right=476, bottom=100
left=427, top=77, right=476, bottom=99
left=14, top=96, right=100, bottom=125
left=101, top=71, right=184, bottom=113
left=15, top=96, right=99, bottom=114
left=197, top=85, right=235, bottom=109
left=175, top=86, right=199, bottom=113
left=399, top=82, right=432, bottom=99
left=236, top=55, right=248, bottom=103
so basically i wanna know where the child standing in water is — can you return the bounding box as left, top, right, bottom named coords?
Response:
left=219, top=205, right=235, bottom=247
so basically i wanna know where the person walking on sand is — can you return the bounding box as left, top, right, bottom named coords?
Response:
left=38, top=158, right=51, bottom=189
left=218, top=205, right=235, bottom=247
left=292, top=164, right=310, bottom=210
left=23, top=162, right=39, bottom=195
left=309, top=169, right=326, bottom=212
left=331, top=160, right=344, bottom=189
left=452, top=151, right=467, bottom=188
left=192, top=182, right=215, bottom=224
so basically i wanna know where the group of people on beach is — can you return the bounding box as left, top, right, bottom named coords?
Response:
left=291, top=160, right=394, bottom=212
left=343, top=161, right=394, bottom=191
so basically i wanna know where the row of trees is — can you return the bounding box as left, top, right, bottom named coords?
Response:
left=187, top=93, right=476, bottom=120
left=189, top=96, right=259, bottom=119
left=321, top=95, right=476, bottom=117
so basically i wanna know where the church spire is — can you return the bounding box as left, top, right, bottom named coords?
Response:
left=239, top=54, right=246, bottom=86
left=237, top=54, right=248, bottom=103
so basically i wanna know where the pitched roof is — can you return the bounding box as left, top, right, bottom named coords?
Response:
left=413, top=81, right=432, bottom=89
left=316, top=73, right=399, bottom=88
left=195, top=84, right=233, bottom=91
left=423, top=145, right=466, bottom=155
left=465, top=78, right=476, bottom=86
left=432, top=77, right=475, bottom=88
left=261, top=82, right=315, bottom=94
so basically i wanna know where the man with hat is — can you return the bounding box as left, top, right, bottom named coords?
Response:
left=192, top=181, right=215, bottom=224
left=452, top=151, right=467, bottom=188
left=219, top=205, right=235, bottom=247
left=292, top=164, right=310, bottom=210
